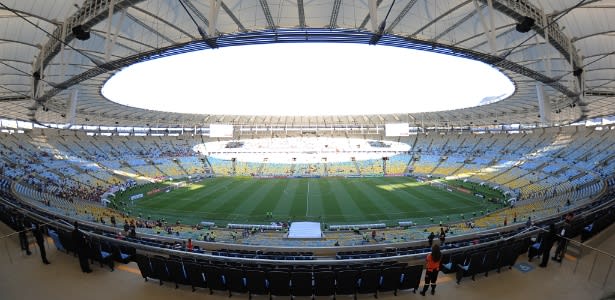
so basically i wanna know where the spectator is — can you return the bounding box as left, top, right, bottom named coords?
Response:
left=129, top=226, right=136, bottom=238
left=420, top=244, right=442, bottom=296
left=72, top=222, right=92, bottom=273
left=186, top=238, right=193, bottom=251
left=17, top=215, right=31, bottom=255
left=439, top=227, right=446, bottom=245
left=427, top=232, right=435, bottom=247
left=565, top=212, right=574, bottom=224
left=31, top=222, right=50, bottom=264
left=552, top=223, right=570, bottom=263
left=539, top=224, right=557, bottom=268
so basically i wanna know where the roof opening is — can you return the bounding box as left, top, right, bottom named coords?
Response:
left=102, top=43, right=514, bottom=116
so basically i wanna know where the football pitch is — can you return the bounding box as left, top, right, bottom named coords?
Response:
left=120, top=177, right=504, bottom=226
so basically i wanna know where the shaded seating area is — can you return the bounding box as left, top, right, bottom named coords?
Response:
left=131, top=256, right=426, bottom=299
left=452, top=239, right=526, bottom=284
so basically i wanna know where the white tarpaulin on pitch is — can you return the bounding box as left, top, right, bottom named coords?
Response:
left=287, top=222, right=322, bottom=239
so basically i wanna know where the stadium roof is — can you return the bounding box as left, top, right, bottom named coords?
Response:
left=0, top=0, right=613, bottom=128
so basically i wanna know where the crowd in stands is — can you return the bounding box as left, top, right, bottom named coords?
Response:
left=0, top=132, right=210, bottom=203
left=1, top=126, right=615, bottom=248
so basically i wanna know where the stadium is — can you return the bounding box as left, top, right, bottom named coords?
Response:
left=0, top=1, right=614, bottom=299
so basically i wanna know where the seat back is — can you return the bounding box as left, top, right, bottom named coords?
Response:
left=57, top=230, right=75, bottom=254
left=246, top=269, right=268, bottom=296
left=291, top=271, right=313, bottom=297
left=268, top=270, right=291, bottom=296
left=379, top=266, right=402, bottom=293
left=399, top=264, right=423, bottom=291
left=482, top=249, right=499, bottom=274
left=314, top=270, right=335, bottom=296
left=468, top=252, right=486, bottom=275
left=150, top=256, right=171, bottom=283
left=226, top=268, right=247, bottom=294
left=335, top=269, right=359, bottom=295
left=184, top=261, right=207, bottom=289
left=204, top=265, right=227, bottom=291
left=166, top=259, right=189, bottom=286
left=134, top=254, right=153, bottom=280
left=358, top=268, right=381, bottom=294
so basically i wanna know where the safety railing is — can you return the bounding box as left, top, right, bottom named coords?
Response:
left=568, top=234, right=615, bottom=291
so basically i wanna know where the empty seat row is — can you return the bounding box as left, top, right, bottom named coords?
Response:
left=440, top=239, right=527, bottom=284
left=134, top=254, right=424, bottom=299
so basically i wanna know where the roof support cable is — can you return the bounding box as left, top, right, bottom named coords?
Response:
left=0, top=57, right=59, bottom=90
left=0, top=2, right=108, bottom=77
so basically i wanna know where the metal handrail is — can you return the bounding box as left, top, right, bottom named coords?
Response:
left=0, top=219, right=59, bottom=240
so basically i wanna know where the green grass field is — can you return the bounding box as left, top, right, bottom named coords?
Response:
left=117, top=177, right=504, bottom=226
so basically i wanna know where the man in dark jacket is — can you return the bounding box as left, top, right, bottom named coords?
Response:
left=539, top=224, right=557, bottom=268
left=552, top=223, right=570, bottom=262
left=72, top=221, right=92, bottom=273
left=17, top=215, right=31, bottom=255
left=31, top=222, right=50, bottom=264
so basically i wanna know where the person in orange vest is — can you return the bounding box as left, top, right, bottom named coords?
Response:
left=420, top=244, right=442, bottom=296
left=186, top=238, right=193, bottom=251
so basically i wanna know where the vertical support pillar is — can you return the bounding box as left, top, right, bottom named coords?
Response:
left=104, top=0, right=115, bottom=62
left=66, top=89, right=79, bottom=126
left=473, top=0, right=496, bottom=54
left=369, top=0, right=379, bottom=32
left=209, top=0, right=221, bottom=37
left=568, top=38, right=577, bottom=93
left=486, top=0, right=497, bottom=52
left=536, top=83, right=551, bottom=124
left=60, top=21, right=68, bottom=82
left=539, top=4, right=552, bottom=77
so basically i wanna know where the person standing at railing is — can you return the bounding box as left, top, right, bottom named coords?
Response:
left=186, top=238, right=193, bottom=251
left=427, top=232, right=435, bottom=247
left=539, top=224, right=557, bottom=268
left=552, top=223, right=570, bottom=263
left=72, top=221, right=92, bottom=273
left=420, top=244, right=442, bottom=296
left=31, top=222, right=50, bottom=265
left=439, top=227, right=446, bottom=245
left=16, top=215, right=32, bottom=256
